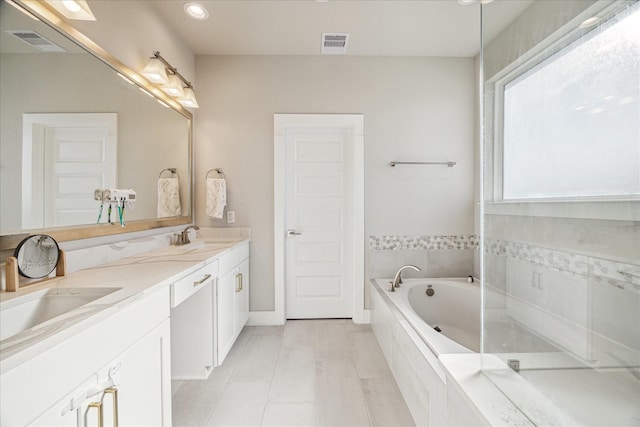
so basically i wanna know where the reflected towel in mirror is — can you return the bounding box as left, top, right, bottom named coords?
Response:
left=157, top=177, right=181, bottom=217
left=206, top=178, right=226, bottom=219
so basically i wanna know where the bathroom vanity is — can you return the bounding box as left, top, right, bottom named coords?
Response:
left=0, top=233, right=250, bottom=426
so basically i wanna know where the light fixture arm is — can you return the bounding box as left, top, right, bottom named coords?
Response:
left=151, top=51, right=194, bottom=90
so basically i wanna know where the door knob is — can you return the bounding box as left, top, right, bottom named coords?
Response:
left=287, top=229, right=302, bottom=236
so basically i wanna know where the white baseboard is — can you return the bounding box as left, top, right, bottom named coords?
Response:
left=248, top=309, right=371, bottom=325
left=248, top=310, right=285, bottom=326
left=362, top=309, right=371, bottom=324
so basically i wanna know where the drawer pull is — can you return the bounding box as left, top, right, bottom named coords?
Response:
left=88, top=401, right=104, bottom=427
left=104, top=388, right=119, bottom=427
left=236, top=273, right=242, bottom=292
left=194, top=274, right=212, bottom=287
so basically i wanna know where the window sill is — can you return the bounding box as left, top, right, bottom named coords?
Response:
left=484, top=200, right=640, bottom=221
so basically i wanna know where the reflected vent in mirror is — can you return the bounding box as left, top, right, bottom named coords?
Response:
left=5, top=30, right=66, bottom=52
left=321, top=33, right=349, bottom=54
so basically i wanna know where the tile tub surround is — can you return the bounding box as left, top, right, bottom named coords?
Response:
left=172, top=320, right=416, bottom=427
left=368, top=234, right=477, bottom=280
left=485, top=238, right=640, bottom=289
left=369, top=235, right=478, bottom=251
left=370, top=281, right=449, bottom=427
left=370, top=279, right=563, bottom=427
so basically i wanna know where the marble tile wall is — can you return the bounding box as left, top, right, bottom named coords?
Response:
left=367, top=234, right=478, bottom=280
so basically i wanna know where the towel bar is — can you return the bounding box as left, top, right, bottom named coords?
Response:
left=389, top=161, right=456, bottom=167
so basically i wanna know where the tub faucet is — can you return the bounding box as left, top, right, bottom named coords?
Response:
left=390, top=265, right=421, bottom=292
left=176, top=225, right=200, bottom=245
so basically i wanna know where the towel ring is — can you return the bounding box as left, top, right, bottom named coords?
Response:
left=159, top=168, right=180, bottom=180
left=206, top=168, right=226, bottom=180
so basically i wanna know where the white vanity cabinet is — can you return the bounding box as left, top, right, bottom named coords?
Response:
left=0, top=288, right=171, bottom=427
left=216, top=242, right=250, bottom=365
left=170, top=260, right=218, bottom=379
left=33, top=319, right=171, bottom=427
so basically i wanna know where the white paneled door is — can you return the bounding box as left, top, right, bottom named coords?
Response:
left=22, top=113, right=117, bottom=229
left=282, top=116, right=363, bottom=319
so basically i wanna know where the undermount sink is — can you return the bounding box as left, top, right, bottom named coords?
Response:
left=0, top=287, right=121, bottom=342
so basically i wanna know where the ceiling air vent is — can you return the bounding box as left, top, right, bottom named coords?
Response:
left=5, top=30, right=66, bottom=52
left=321, top=33, right=349, bottom=54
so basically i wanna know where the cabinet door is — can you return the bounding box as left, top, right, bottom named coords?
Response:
left=235, top=258, right=250, bottom=333
left=217, top=268, right=237, bottom=365
left=31, top=375, right=98, bottom=427
left=97, top=319, right=172, bottom=427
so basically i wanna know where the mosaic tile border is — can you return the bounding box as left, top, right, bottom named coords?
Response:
left=485, top=238, right=640, bottom=291
left=368, top=234, right=478, bottom=251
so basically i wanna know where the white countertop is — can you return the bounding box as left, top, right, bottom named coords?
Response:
left=0, top=236, right=250, bottom=373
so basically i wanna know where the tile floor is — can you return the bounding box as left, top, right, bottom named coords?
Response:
left=172, top=319, right=416, bottom=426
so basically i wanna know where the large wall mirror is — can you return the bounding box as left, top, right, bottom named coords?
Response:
left=0, top=0, right=192, bottom=250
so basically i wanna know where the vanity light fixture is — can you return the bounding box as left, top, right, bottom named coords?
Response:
left=178, top=87, right=199, bottom=108
left=141, top=51, right=199, bottom=108
left=161, top=73, right=185, bottom=97
left=184, top=2, right=209, bottom=20
left=45, top=0, right=96, bottom=20
left=141, top=57, right=170, bottom=84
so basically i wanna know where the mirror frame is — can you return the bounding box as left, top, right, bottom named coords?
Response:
left=0, top=0, right=193, bottom=251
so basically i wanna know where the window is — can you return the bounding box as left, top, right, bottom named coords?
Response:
left=500, top=5, right=640, bottom=201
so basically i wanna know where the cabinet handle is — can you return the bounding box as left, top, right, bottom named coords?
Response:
left=235, top=273, right=242, bottom=292
left=88, top=401, right=104, bottom=427
left=194, top=274, right=212, bottom=287
left=104, top=388, right=119, bottom=427
left=240, top=273, right=243, bottom=291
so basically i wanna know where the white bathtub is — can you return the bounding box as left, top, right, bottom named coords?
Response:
left=372, top=278, right=480, bottom=354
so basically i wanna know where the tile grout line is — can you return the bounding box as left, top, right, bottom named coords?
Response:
left=203, top=327, right=253, bottom=426
left=258, top=332, right=284, bottom=426
left=349, top=330, right=374, bottom=427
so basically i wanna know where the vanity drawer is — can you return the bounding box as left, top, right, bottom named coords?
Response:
left=171, top=261, right=219, bottom=308
left=219, top=243, right=249, bottom=276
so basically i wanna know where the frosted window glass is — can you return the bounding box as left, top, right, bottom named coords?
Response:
left=502, top=8, right=640, bottom=200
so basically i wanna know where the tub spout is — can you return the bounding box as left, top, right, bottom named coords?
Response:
left=390, top=265, right=421, bottom=292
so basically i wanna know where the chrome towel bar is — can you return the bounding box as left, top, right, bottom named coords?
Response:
left=389, top=161, right=456, bottom=167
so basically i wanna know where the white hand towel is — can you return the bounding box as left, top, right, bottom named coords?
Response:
left=157, top=177, right=181, bottom=217
left=206, top=178, right=226, bottom=219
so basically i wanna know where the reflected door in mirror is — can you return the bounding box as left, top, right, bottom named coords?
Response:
left=22, top=113, right=117, bottom=229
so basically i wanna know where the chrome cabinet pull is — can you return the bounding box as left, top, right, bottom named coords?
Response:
left=194, top=274, right=212, bottom=287
left=104, top=388, right=119, bottom=427
left=88, top=401, right=104, bottom=427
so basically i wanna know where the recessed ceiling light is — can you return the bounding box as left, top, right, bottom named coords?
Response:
left=184, top=2, right=209, bottom=20
left=45, top=0, right=96, bottom=20
left=579, top=16, right=601, bottom=28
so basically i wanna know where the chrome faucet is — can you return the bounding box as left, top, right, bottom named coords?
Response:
left=175, top=225, right=200, bottom=245
left=390, top=265, right=421, bottom=292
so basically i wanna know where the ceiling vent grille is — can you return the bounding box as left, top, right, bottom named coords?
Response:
left=5, top=30, right=66, bottom=52
left=321, top=33, right=349, bottom=54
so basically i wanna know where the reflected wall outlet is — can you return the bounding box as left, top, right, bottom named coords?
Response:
left=227, top=211, right=235, bottom=224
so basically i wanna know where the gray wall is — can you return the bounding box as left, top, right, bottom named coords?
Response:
left=193, top=55, right=476, bottom=312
